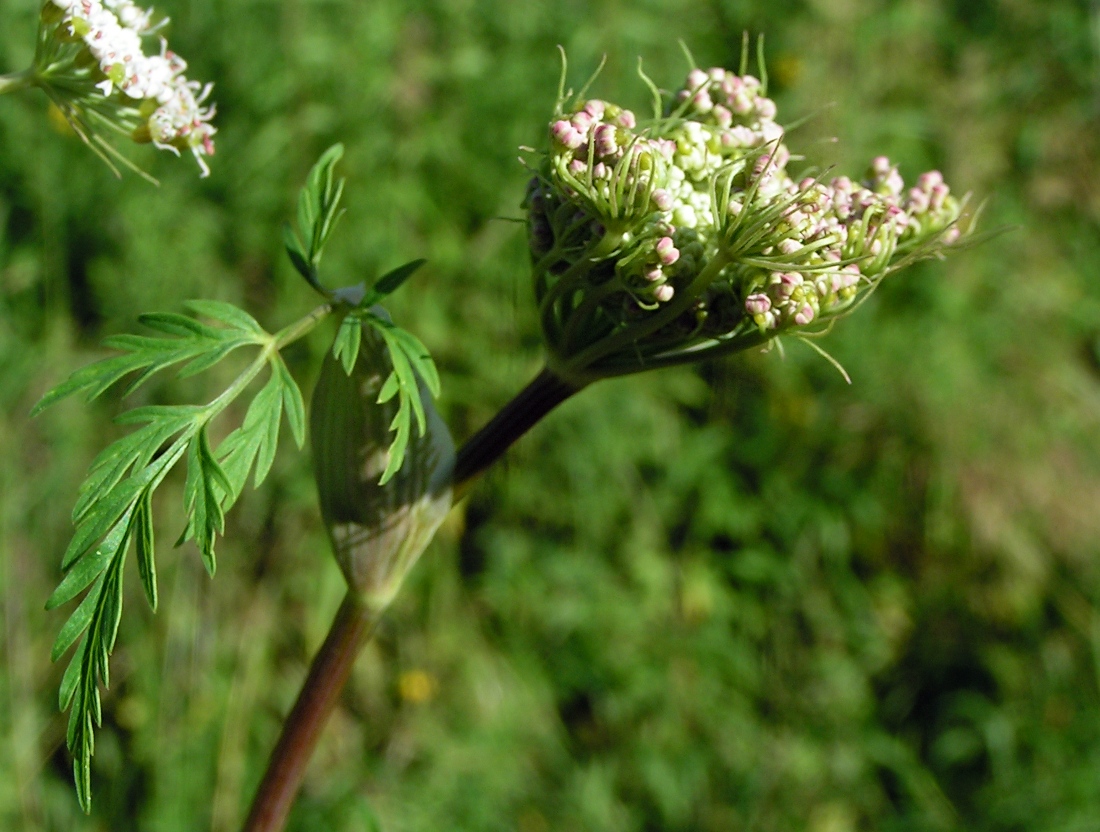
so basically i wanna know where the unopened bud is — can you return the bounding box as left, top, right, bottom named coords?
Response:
left=745, top=293, right=771, bottom=314
left=656, top=236, right=680, bottom=265
left=311, top=322, right=454, bottom=607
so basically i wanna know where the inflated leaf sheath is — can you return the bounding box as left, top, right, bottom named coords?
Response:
left=310, top=323, right=454, bottom=608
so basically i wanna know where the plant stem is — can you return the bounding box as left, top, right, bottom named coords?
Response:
left=241, top=365, right=581, bottom=831
left=452, top=366, right=581, bottom=499
left=0, top=70, right=35, bottom=95
left=241, top=593, right=382, bottom=832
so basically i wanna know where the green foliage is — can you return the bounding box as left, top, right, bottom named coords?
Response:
left=287, top=141, right=440, bottom=483
left=332, top=264, right=440, bottom=485
left=34, top=300, right=310, bottom=812
left=283, top=143, right=348, bottom=296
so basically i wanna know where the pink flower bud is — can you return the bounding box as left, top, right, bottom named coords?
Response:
left=907, top=187, right=930, bottom=213
left=884, top=169, right=904, bottom=195
left=872, top=156, right=892, bottom=176
left=755, top=97, right=777, bottom=120
left=745, top=293, right=772, bottom=314
left=720, top=75, right=743, bottom=98
left=616, top=109, right=637, bottom=129
left=831, top=176, right=853, bottom=194
left=551, top=120, right=584, bottom=150
left=712, top=104, right=732, bottom=128
left=568, top=159, right=587, bottom=176
left=656, top=236, right=680, bottom=266
left=832, top=264, right=861, bottom=291
left=644, top=267, right=663, bottom=282
left=761, top=121, right=785, bottom=143
left=772, top=272, right=802, bottom=300
left=930, top=182, right=949, bottom=211
left=794, top=303, right=816, bottom=325
left=654, top=284, right=675, bottom=303
left=686, top=68, right=708, bottom=91
left=583, top=99, right=606, bottom=120
left=571, top=111, right=593, bottom=133
left=651, top=189, right=673, bottom=211
left=917, top=170, right=944, bottom=190
left=692, top=90, right=714, bottom=112
left=730, top=91, right=753, bottom=115
left=594, top=123, right=618, bottom=157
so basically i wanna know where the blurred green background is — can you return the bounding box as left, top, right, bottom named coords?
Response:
left=3, top=0, right=1100, bottom=829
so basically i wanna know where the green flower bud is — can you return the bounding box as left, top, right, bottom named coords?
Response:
left=310, top=325, right=454, bottom=609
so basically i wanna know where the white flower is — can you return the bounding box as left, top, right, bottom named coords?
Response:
left=43, top=0, right=216, bottom=176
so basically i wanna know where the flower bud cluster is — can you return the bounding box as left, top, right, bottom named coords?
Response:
left=548, top=99, right=675, bottom=232
left=527, top=61, right=968, bottom=380
left=41, top=0, right=216, bottom=175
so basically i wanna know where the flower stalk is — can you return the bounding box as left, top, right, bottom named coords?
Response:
left=242, top=593, right=383, bottom=832
left=0, top=69, right=35, bottom=95
left=452, top=367, right=581, bottom=499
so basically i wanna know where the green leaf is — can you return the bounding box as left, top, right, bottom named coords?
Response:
left=283, top=223, right=314, bottom=284
left=379, top=401, right=412, bottom=485
left=333, top=314, right=363, bottom=375
left=137, top=311, right=220, bottom=339
left=33, top=305, right=266, bottom=418
left=46, top=512, right=124, bottom=611
left=388, top=326, right=441, bottom=397
left=285, top=144, right=346, bottom=295
left=276, top=358, right=306, bottom=448
left=377, top=370, right=400, bottom=403
left=51, top=574, right=106, bottom=661
left=62, top=475, right=145, bottom=571
left=380, top=326, right=427, bottom=434
left=185, top=426, right=229, bottom=575
left=370, top=258, right=427, bottom=299
left=31, top=353, right=142, bottom=415
left=184, top=300, right=265, bottom=336
left=177, top=340, right=252, bottom=378
left=73, top=408, right=198, bottom=523
left=45, top=299, right=327, bottom=812
left=134, top=489, right=157, bottom=612
left=255, top=379, right=284, bottom=487
left=217, top=370, right=282, bottom=499
left=59, top=637, right=87, bottom=711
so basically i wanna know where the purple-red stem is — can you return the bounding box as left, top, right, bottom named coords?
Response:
left=241, top=593, right=380, bottom=832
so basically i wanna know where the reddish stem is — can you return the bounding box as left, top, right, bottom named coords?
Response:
left=241, top=593, right=380, bottom=832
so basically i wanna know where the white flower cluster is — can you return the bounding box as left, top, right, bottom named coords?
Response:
left=531, top=66, right=963, bottom=339
left=47, top=0, right=216, bottom=176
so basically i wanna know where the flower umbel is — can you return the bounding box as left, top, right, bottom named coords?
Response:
left=23, top=0, right=216, bottom=177
left=526, top=53, right=974, bottom=385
